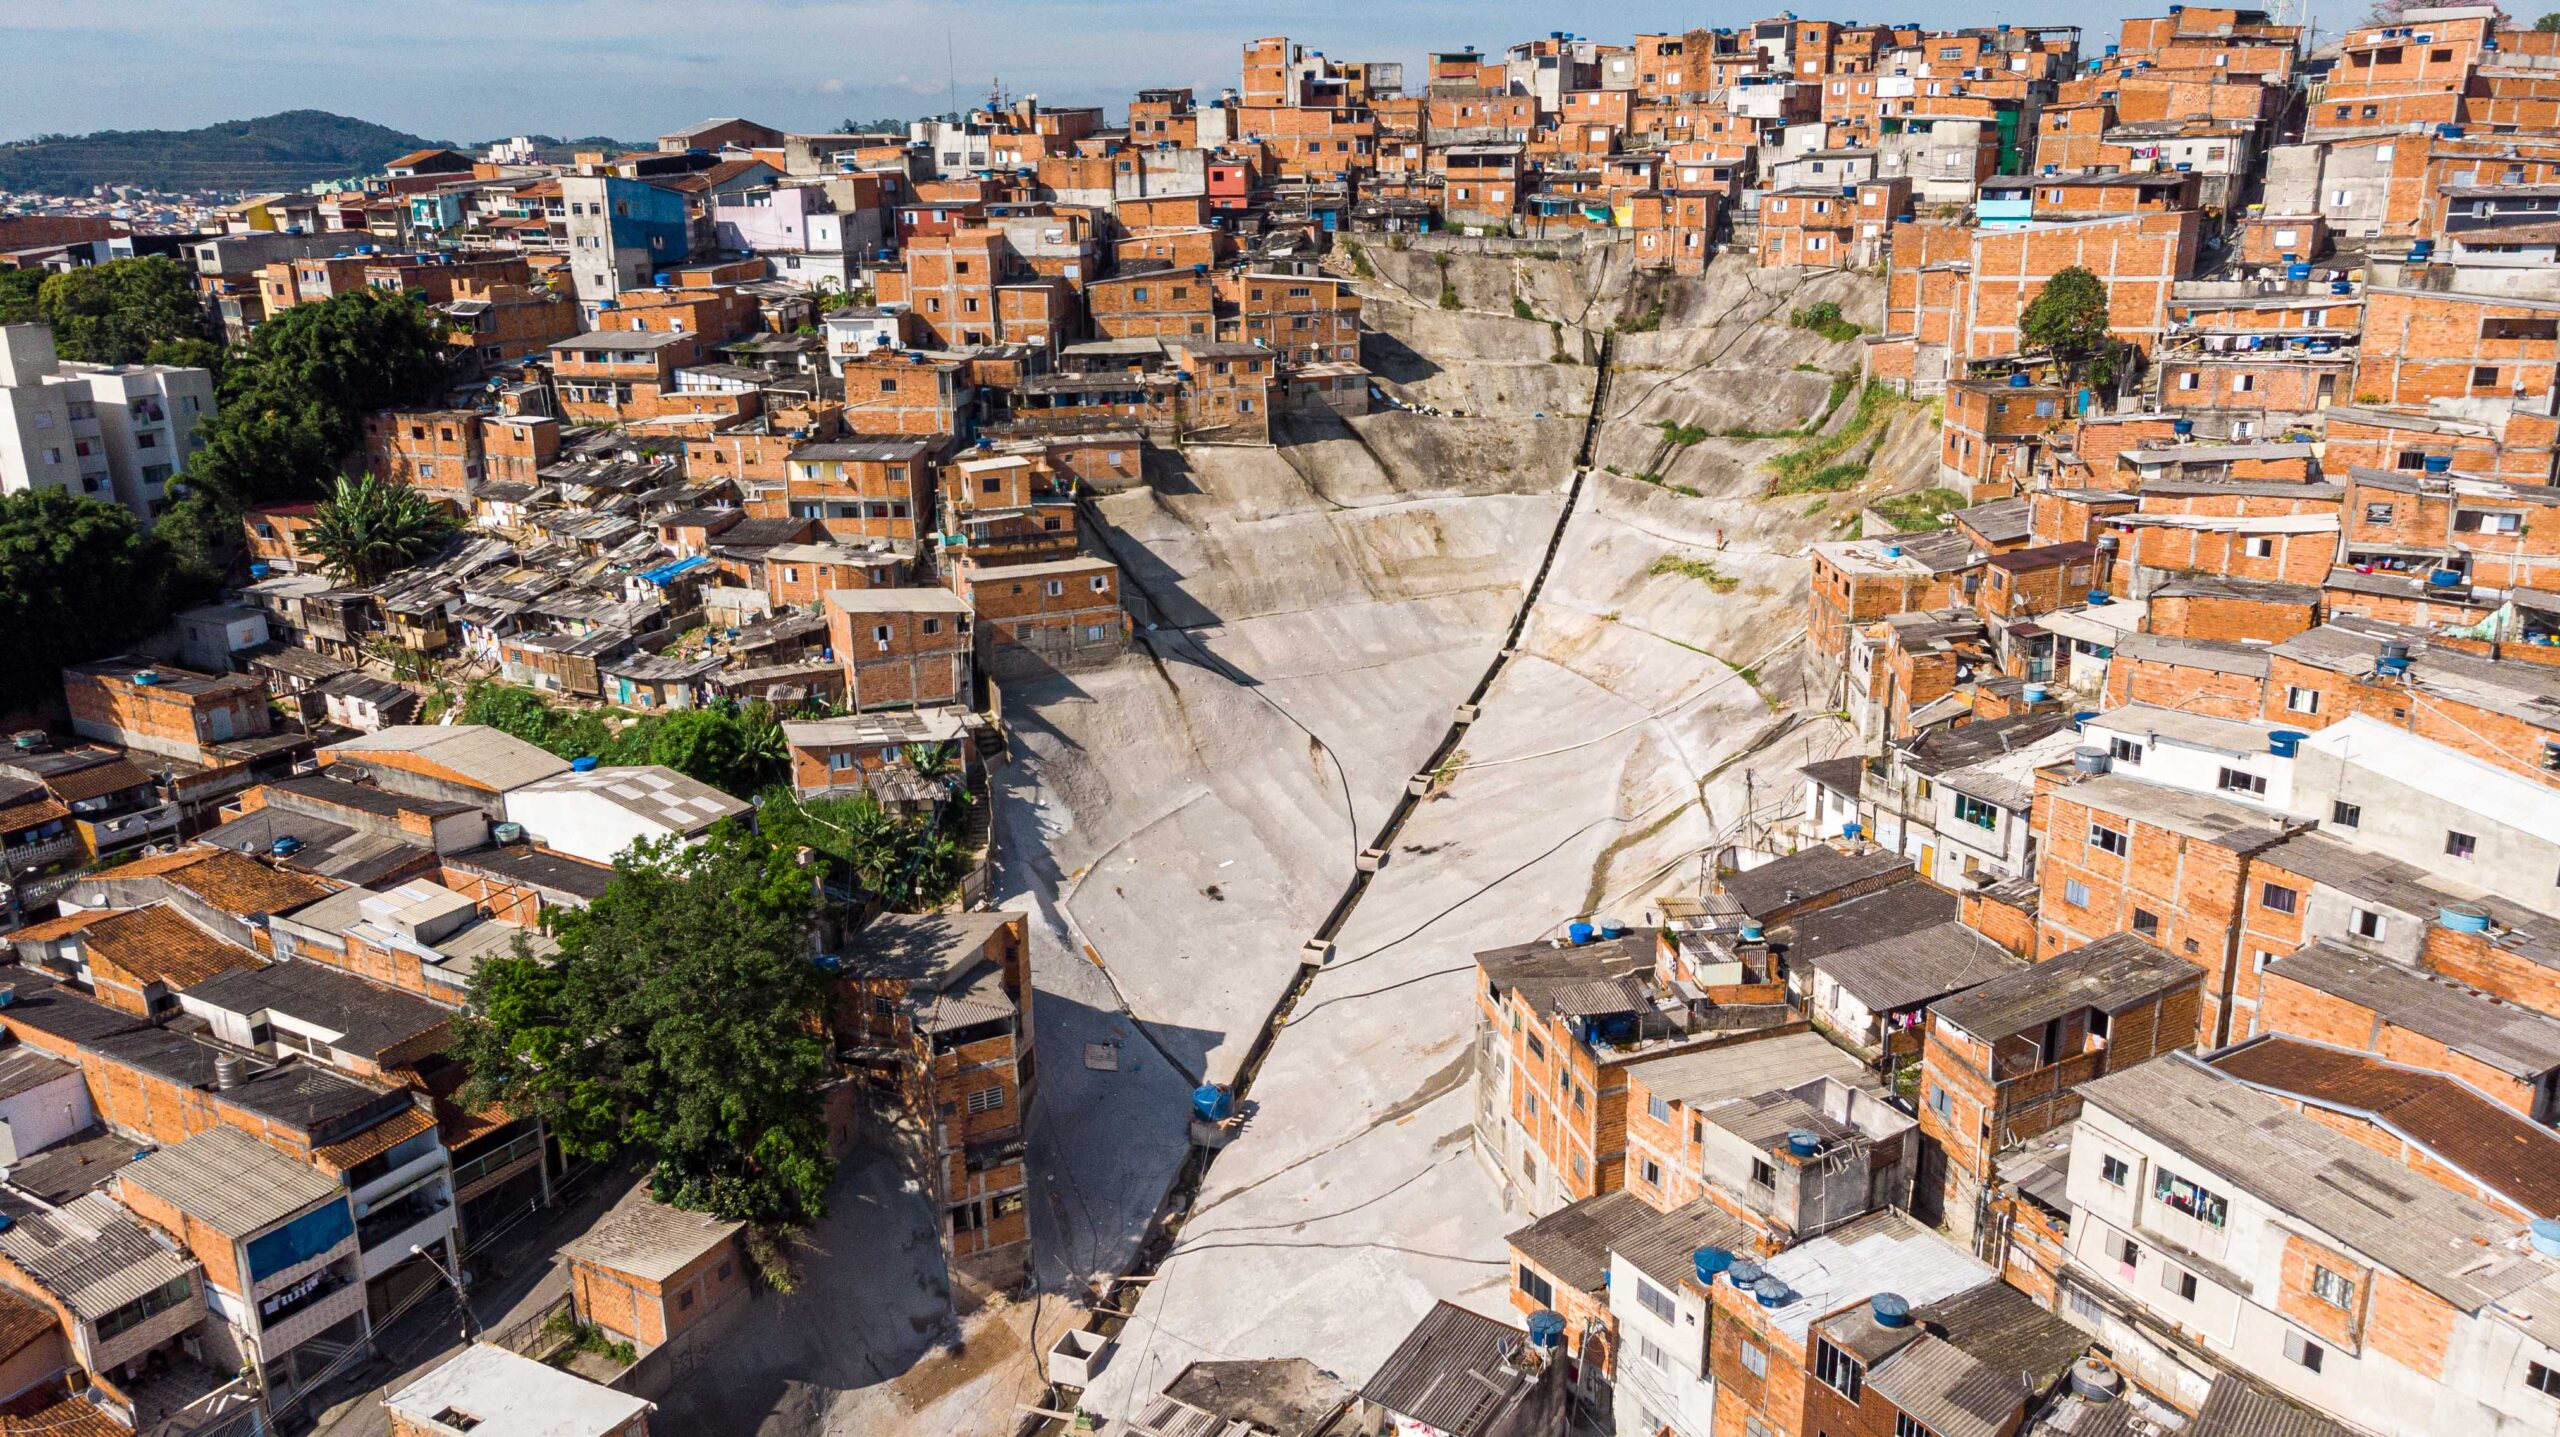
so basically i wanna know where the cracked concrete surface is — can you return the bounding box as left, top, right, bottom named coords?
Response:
left=690, top=248, right=1941, bottom=1435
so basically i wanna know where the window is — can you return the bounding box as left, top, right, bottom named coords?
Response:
left=2285, top=1330, right=2326, bottom=1373
left=2163, top=1265, right=2199, bottom=1301
left=1739, top=1338, right=1768, bottom=1378
left=2285, top=687, right=2321, bottom=715
left=1638, top=1276, right=1676, bottom=1322
left=2088, top=823, right=2129, bottom=857
left=2233, top=373, right=2256, bottom=393
left=2447, top=830, right=2478, bottom=859
left=2351, top=907, right=2387, bottom=940
left=1929, top=1085, right=1951, bottom=1119
left=2116, top=1237, right=2142, bottom=1268
left=1044, top=580, right=1065, bottom=598
left=1896, top=1417, right=1939, bottom=1437
left=1518, top=1264, right=1554, bottom=1306
left=2332, top=801, right=2361, bottom=828
left=2177, top=372, right=2200, bottom=390
left=1525, top=1032, right=1545, bottom=1061
left=2065, top=879, right=2091, bottom=908
left=1752, top=1157, right=1778, bottom=1188
left=2528, top=1361, right=2560, bottom=1398
left=2475, top=366, right=2504, bottom=390
left=1640, top=1157, right=1662, bottom=1188
left=2101, top=1154, right=2130, bottom=1187
left=2152, top=1167, right=2229, bottom=1226
left=2459, top=510, right=2523, bottom=535
left=966, top=1086, right=1005, bottom=1114
left=1648, top=1094, right=1671, bottom=1121
left=2218, top=767, right=2267, bottom=797
left=2261, top=883, right=2298, bottom=914
left=1639, top=1335, right=1671, bottom=1369
left=2132, top=908, right=2159, bottom=938
left=2245, top=536, right=2277, bottom=559
left=2311, top=1265, right=2354, bottom=1308
left=1813, top=1338, right=1865, bottom=1399
left=2109, top=737, right=2145, bottom=764
left=1952, top=793, right=2000, bottom=831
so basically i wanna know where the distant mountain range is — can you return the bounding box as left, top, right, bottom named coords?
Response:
left=0, top=111, right=441, bottom=195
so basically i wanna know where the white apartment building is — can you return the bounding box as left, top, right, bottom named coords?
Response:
left=2059, top=1052, right=2560, bottom=1436
left=0, top=322, right=213, bottom=522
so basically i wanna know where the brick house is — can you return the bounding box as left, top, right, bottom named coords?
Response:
left=823, top=588, right=974, bottom=711
left=779, top=439, right=938, bottom=545
left=949, top=555, right=1128, bottom=674
left=560, top=1196, right=745, bottom=1357
left=834, top=912, right=1035, bottom=1291
left=1914, top=931, right=2201, bottom=1238
left=63, top=657, right=274, bottom=767
left=362, top=409, right=488, bottom=504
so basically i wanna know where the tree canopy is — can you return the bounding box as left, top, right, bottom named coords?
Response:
left=0, top=490, right=193, bottom=711
left=2539, top=10, right=2560, bottom=29
left=456, top=681, right=790, bottom=798
left=301, top=472, right=457, bottom=585
left=161, top=286, right=453, bottom=579
left=452, top=824, right=836, bottom=1228
left=28, top=257, right=221, bottom=369
left=2018, top=266, right=2132, bottom=387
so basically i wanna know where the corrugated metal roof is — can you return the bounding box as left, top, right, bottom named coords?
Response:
left=1932, top=933, right=2197, bottom=1039
left=119, top=1126, right=343, bottom=1238
left=1504, top=1190, right=1752, bottom=1297
left=2265, top=940, right=2560, bottom=1079
left=0, top=1191, right=197, bottom=1319
left=1864, top=1335, right=2018, bottom=1437
left=2185, top=1370, right=2363, bottom=1437
left=1357, top=1301, right=1537, bottom=1435
left=559, top=1193, right=741, bottom=1283
left=1628, top=1030, right=1866, bottom=1109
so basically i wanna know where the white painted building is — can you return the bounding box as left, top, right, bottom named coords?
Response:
left=2059, top=1053, right=2560, bottom=1435
left=502, top=763, right=750, bottom=867
left=0, top=323, right=213, bottom=523
left=2078, top=705, right=2297, bottom=814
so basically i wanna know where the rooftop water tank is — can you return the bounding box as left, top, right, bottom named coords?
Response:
left=572, top=756, right=600, bottom=772
left=2377, top=655, right=2412, bottom=677
left=2440, top=902, right=2492, bottom=934
left=2008, top=372, right=2032, bottom=388
left=2023, top=683, right=2051, bottom=704
left=2072, top=709, right=2101, bottom=730
left=2427, top=568, right=2464, bottom=589
left=1694, top=1247, right=1736, bottom=1285
left=249, top=563, right=271, bottom=579
left=2073, top=747, right=2112, bottom=775
left=129, top=670, right=160, bottom=686
left=2088, top=589, right=2112, bottom=605
left=1598, top=921, right=1628, bottom=940
left=1882, top=543, right=1905, bottom=559
left=1192, top=1084, right=1234, bottom=1122
left=2422, top=454, right=2453, bottom=474
left=1751, top=1276, right=1792, bottom=1307
left=2268, top=730, right=2306, bottom=758
left=1873, top=1293, right=1913, bottom=1328
left=2172, top=419, right=2194, bottom=435
left=2287, top=263, right=2312, bottom=281
left=2070, top=1357, right=2123, bottom=1402
left=1740, top=921, right=1766, bottom=943
left=269, top=836, right=302, bottom=858
left=1842, top=822, right=1864, bottom=841
left=1785, top=1128, right=1821, bottom=1157
left=2534, top=1218, right=2560, bottom=1258
left=2330, top=280, right=2352, bottom=295
left=2410, top=238, right=2437, bottom=258
left=1527, top=1311, right=1567, bottom=1350
left=1725, top=1259, right=1764, bottom=1289
left=492, top=822, right=526, bottom=845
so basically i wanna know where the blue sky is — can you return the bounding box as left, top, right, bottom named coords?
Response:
left=3, top=0, right=2299, bottom=143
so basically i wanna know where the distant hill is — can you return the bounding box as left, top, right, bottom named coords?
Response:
left=0, top=111, right=440, bottom=195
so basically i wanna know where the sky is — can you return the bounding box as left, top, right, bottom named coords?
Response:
left=0, top=0, right=2307, bottom=146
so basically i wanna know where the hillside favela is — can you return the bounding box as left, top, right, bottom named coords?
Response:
left=13, top=2, right=2560, bottom=1434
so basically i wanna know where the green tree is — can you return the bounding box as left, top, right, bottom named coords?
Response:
left=0, top=270, right=41, bottom=326
left=2539, top=10, right=2560, bottom=28
left=33, top=257, right=219, bottom=368
left=2018, top=265, right=2130, bottom=386
left=185, top=287, right=452, bottom=510
left=453, top=824, right=836, bottom=1230
left=300, top=473, right=456, bottom=585
left=0, top=490, right=190, bottom=710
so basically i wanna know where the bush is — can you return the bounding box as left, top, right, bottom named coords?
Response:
left=1649, top=554, right=1739, bottom=592
left=1789, top=301, right=1863, bottom=344
left=1512, top=297, right=1535, bottom=321
left=1873, top=488, right=1970, bottom=532
left=1658, top=419, right=1710, bottom=447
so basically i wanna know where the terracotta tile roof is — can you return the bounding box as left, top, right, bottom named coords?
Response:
left=312, top=1104, right=437, bottom=1173
left=0, top=1286, right=54, bottom=1364
left=80, top=905, right=265, bottom=992
left=2207, top=1036, right=2560, bottom=1221
left=107, top=846, right=331, bottom=917
left=0, top=796, right=67, bottom=834
left=7, top=910, right=106, bottom=944
left=0, top=1396, right=126, bottom=1437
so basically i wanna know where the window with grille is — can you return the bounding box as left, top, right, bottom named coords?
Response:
left=1518, top=1264, right=1553, bottom=1306
left=1638, top=1276, right=1676, bottom=1322
left=2311, top=1265, right=2353, bottom=1308
left=966, top=1086, right=1005, bottom=1115
left=1813, top=1338, right=1865, bottom=1399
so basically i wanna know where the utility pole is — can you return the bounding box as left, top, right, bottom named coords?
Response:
left=413, top=1243, right=481, bottom=1347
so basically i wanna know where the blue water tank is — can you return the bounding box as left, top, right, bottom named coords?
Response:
left=1568, top=921, right=1596, bottom=945
left=1192, top=1084, right=1235, bottom=1122
left=1740, top=921, right=1766, bottom=943
left=813, top=952, right=844, bottom=973
left=2440, top=903, right=2492, bottom=933
left=1527, top=1310, right=1567, bottom=1349
left=2023, top=683, right=2051, bottom=704
left=1873, top=1293, right=1913, bottom=1327
left=1725, top=1259, right=1764, bottom=1289
left=2007, top=372, right=2032, bottom=388
left=2330, top=280, right=2353, bottom=295
left=2410, top=238, right=2437, bottom=258
left=2422, top=454, right=2453, bottom=474
left=2073, top=709, right=2101, bottom=730
left=1882, top=544, right=1904, bottom=560
left=1694, top=1247, right=1736, bottom=1285
left=2172, top=419, right=2194, bottom=435
left=2087, top=589, right=2112, bottom=606
left=2427, top=569, right=2464, bottom=589
left=1599, top=921, right=1629, bottom=940
left=1752, top=1276, right=1792, bottom=1307
left=1842, top=822, right=1864, bottom=841
left=2286, top=263, right=2312, bottom=281
left=2268, top=730, right=2307, bottom=758
left=249, top=563, right=271, bottom=579
left=1785, top=1128, right=1821, bottom=1157
left=572, top=756, right=600, bottom=772
left=2437, top=123, right=2465, bottom=139
left=2532, top=1218, right=2560, bottom=1258
left=2377, top=655, right=2412, bottom=676
left=269, top=836, right=302, bottom=857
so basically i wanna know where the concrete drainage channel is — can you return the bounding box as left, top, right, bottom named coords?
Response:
left=1018, top=333, right=1617, bottom=1433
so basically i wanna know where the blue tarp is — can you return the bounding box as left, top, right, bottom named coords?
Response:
left=637, top=555, right=711, bottom=587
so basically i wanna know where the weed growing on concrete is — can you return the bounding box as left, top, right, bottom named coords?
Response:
left=1512, top=297, right=1535, bottom=321
left=1788, top=301, right=1864, bottom=343
left=1765, top=383, right=1909, bottom=495
left=1342, top=239, right=1375, bottom=278
left=1615, top=300, right=1667, bottom=333
left=1649, top=554, right=1739, bottom=592
left=1873, top=487, right=1969, bottom=531
left=1657, top=419, right=1710, bottom=446
left=1718, top=374, right=1854, bottom=441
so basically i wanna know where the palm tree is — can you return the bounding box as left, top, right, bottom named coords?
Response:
left=904, top=741, right=958, bottom=789
left=303, top=473, right=456, bottom=586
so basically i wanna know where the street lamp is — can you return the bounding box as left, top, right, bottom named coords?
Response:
left=412, top=1244, right=481, bottom=1346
